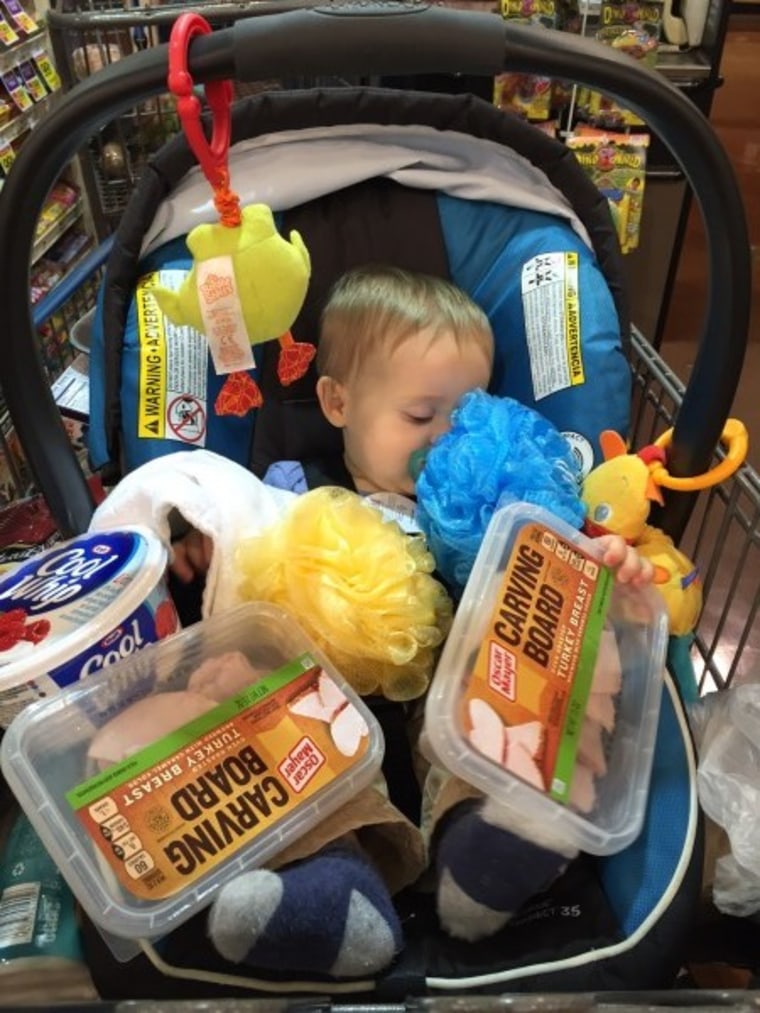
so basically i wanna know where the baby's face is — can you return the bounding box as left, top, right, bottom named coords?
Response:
left=339, top=328, right=492, bottom=496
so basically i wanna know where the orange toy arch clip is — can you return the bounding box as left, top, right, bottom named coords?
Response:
left=650, top=418, right=748, bottom=492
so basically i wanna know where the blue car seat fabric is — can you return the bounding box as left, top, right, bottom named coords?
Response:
left=599, top=674, right=699, bottom=937
left=439, top=194, right=630, bottom=471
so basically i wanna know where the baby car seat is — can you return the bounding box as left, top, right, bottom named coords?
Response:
left=83, top=88, right=700, bottom=1002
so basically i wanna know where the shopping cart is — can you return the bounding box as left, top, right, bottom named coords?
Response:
left=0, top=239, right=108, bottom=505
left=630, top=334, right=760, bottom=693
left=46, top=0, right=368, bottom=237
left=0, top=2, right=755, bottom=1001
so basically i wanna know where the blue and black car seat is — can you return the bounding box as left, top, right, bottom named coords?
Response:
left=87, top=89, right=632, bottom=485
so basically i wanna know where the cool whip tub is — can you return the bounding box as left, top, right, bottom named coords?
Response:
left=0, top=526, right=177, bottom=727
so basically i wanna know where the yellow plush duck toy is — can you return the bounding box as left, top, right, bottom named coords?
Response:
left=152, top=203, right=312, bottom=416
left=581, top=422, right=748, bottom=635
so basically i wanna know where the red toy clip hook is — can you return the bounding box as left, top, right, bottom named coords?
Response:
left=167, top=13, right=233, bottom=192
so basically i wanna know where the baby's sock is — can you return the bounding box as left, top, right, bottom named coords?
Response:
left=207, top=843, right=402, bottom=977
left=435, top=797, right=578, bottom=941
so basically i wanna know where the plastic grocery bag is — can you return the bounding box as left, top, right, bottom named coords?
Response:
left=689, top=683, right=760, bottom=917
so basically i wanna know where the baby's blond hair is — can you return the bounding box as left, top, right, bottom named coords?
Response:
left=317, top=265, right=494, bottom=382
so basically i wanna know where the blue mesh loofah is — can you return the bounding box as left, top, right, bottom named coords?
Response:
left=416, top=390, right=586, bottom=594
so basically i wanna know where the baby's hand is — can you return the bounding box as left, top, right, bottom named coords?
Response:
left=595, top=534, right=654, bottom=588
left=171, top=528, right=214, bottom=583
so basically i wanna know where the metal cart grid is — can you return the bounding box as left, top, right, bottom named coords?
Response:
left=630, top=329, right=760, bottom=694
left=46, top=0, right=367, bottom=237
left=0, top=253, right=104, bottom=506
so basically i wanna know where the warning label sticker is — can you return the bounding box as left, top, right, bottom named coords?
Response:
left=137, top=270, right=209, bottom=445
left=521, top=252, right=584, bottom=401
left=167, top=395, right=206, bottom=444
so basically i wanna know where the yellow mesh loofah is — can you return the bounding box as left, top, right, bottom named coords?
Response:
left=236, top=487, right=453, bottom=701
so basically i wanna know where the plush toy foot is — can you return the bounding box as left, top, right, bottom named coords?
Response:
left=277, top=337, right=316, bottom=385
left=207, top=844, right=402, bottom=976
left=214, top=371, right=263, bottom=416
left=435, top=798, right=578, bottom=942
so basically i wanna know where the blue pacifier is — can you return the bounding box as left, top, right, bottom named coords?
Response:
left=408, top=447, right=429, bottom=482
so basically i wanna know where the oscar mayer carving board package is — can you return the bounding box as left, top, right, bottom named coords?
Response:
left=0, top=602, right=383, bottom=944
left=425, top=503, right=668, bottom=855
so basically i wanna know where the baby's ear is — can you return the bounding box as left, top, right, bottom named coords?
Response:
left=316, top=376, right=348, bottom=428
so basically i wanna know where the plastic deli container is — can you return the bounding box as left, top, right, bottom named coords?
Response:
left=0, top=527, right=177, bottom=728
left=425, top=502, right=669, bottom=856
left=0, top=602, right=384, bottom=947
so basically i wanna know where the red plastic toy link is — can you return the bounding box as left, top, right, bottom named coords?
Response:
left=167, top=13, right=240, bottom=226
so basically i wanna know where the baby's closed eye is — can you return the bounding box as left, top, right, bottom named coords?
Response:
left=404, top=411, right=435, bottom=425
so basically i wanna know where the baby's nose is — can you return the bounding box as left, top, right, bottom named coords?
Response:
left=430, top=415, right=451, bottom=440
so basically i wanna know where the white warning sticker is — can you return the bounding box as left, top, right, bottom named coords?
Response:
left=562, top=430, right=595, bottom=478
left=137, top=270, right=209, bottom=445
left=521, top=252, right=584, bottom=401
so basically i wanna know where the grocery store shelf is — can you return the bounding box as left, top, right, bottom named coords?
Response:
left=0, top=31, right=46, bottom=76
left=0, top=88, right=61, bottom=145
left=32, top=198, right=84, bottom=264
left=656, top=46, right=713, bottom=85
